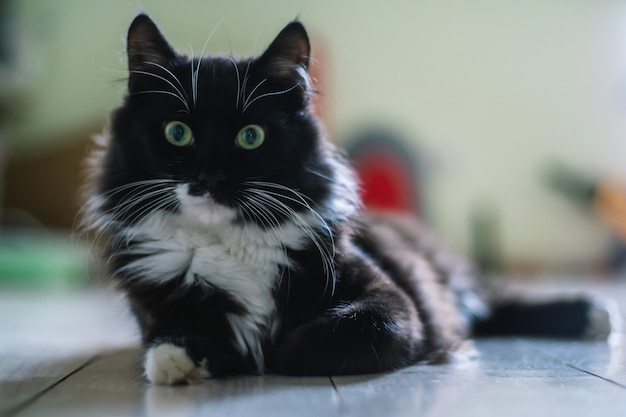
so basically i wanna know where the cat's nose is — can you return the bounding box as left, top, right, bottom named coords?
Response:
left=189, top=172, right=226, bottom=196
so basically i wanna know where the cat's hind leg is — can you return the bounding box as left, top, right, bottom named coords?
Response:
left=271, top=287, right=424, bottom=376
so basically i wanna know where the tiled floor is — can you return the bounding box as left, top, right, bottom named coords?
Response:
left=1, top=281, right=625, bottom=417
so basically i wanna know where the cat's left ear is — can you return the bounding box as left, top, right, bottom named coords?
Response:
left=126, top=14, right=178, bottom=92
left=257, top=21, right=311, bottom=94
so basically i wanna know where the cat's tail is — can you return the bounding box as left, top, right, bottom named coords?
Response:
left=471, top=292, right=623, bottom=340
left=362, top=213, right=623, bottom=340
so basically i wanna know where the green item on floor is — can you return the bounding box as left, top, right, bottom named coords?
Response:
left=0, top=231, right=89, bottom=290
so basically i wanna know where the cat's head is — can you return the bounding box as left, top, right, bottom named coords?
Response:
left=87, top=14, right=357, bottom=233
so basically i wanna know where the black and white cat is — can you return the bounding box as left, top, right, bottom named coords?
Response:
left=83, top=14, right=618, bottom=385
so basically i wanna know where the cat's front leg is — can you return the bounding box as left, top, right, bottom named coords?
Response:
left=128, top=283, right=260, bottom=384
left=143, top=333, right=223, bottom=385
left=142, top=333, right=255, bottom=385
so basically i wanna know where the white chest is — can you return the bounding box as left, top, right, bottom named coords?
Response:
left=117, top=213, right=309, bottom=370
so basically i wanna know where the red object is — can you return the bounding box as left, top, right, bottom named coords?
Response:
left=353, top=151, right=418, bottom=214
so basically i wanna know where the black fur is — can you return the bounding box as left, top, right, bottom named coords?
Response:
left=83, top=14, right=613, bottom=383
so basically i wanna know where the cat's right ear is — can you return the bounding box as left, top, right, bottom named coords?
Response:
left=127, top=14, right=177, bottom=91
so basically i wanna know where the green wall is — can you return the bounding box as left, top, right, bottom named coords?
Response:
left=4, top=0, right=626, bottom=268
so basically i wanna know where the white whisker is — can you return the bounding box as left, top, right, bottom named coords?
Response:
left=144, top=62, right=190, bottom=102
left=193, top=18, right=226, bottom=106
left=130, top=70, right=190, bottom=113
left=240, top=32, right=260, bottom=104
left=242, top=84, right=299, bottom=113
left=236, top=194, right=293, bottom=290
left=243, top=185, right=337, bottom=296
left=129, top=91, right=190, bottom=115
left=226, top=56, right=242, bottom=110
left=242, top=78, right=267, bottom=110
left=307, top=169, right=334, bottom=182
left=245, top=181, right=335, bottom=250
left=82, top=179, right=181, bottom=252
left=241, top=65, right=252, bottom=105
left=189, top=45, right=196, bottom=105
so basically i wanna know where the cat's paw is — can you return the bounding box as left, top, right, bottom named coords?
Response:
left=144, top=343, right=210, bottom=385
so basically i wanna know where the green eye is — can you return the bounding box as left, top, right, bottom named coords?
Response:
left=164, top=121, right=194, bottom=147
left=236, top=124, right=265, bottom=150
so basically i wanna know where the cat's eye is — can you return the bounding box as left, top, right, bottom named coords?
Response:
left=236, top=124, right=265, bottom=150
left=164, top=121, right=194, bottom=147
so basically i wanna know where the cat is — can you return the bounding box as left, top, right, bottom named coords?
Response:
left=82, top=13, right=619, bottom=385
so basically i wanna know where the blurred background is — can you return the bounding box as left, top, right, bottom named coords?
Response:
left=2, top=0, right=626, bottom=290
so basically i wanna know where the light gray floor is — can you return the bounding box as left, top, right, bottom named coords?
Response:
left=1, top=281, right=625, bottom=417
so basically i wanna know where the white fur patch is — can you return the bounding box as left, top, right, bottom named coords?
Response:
left=584, top=298, right=623, bottom=340
left=145, top=343, right=210, bottom=385
left=119, top=185, right=318, bottom=371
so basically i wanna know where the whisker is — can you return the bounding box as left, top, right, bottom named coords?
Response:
left=83, top=180, right=180, bottom=239
left=307, top=169, right=334, bottom=182
left=237, top=193, right=293, bottom=278
left=81, top=183, right=165, bottom=231
left=119, top=194, right=179, bottom=244
left=245, top=189, right=336, bottom=296
left=241, top=32, right=260, bottom=102
left=243, top=84, right=299, bottom=113
left=83, top=188, right=178, bottom=259
left=226, top=56, right=242, bottom=110
left=246, top=181, right=336, bottom=266
left=129, top=90, right=191, bottom=115
left=244, top=181, right=335, bottom=250
left=129, top=70, right=190, bottom=112
left=193, top=18, right=226, bottom=106
left=144, top=62, right=190, bottom=103
left=107, top=192, right=177, bottom=248
left=242, top=78, right=267, bottom=110
left=98, top=179, right=179, bottom=198
left=189, top=45, right=196, bottom=105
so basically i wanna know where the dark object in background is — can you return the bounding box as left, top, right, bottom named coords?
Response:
left=470, top=203, right=502, bottom=274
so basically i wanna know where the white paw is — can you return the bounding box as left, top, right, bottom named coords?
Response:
left=144, top=343, right=210, bottom=385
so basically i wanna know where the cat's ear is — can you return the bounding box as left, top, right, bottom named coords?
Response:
left=257, top=21, right=311, bottom=92
left=126, top=14, right=177, bottom=91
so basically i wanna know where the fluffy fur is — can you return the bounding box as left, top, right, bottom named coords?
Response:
left=83, top=14, right=617, bottom=385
